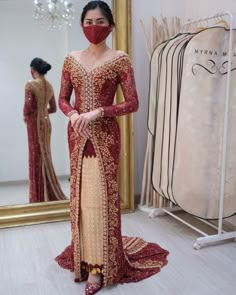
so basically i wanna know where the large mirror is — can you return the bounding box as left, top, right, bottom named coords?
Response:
left=0, top=0, right=133, bottom=228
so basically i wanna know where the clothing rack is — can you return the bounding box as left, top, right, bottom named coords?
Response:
left=148, top=11, right=236, bottom=249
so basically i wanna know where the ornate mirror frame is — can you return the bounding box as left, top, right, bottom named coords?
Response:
left=0, top=0, right=134, bottom=229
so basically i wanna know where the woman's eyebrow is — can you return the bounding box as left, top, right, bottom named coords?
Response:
left=85, top=17, right=105, bottom=21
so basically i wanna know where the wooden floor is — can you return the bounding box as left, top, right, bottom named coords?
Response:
left=0, top=210, right=236, bottom=295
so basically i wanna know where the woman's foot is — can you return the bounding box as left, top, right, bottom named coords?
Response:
left=85, top=274, right=103, bottom=295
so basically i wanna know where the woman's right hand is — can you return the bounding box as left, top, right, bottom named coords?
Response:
left=70, top=112, right=91, bottom=137
left=70, top=112, right=80, bottom=127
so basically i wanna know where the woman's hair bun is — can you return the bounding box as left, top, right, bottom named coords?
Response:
left=30, top=58, right=52, bottom=75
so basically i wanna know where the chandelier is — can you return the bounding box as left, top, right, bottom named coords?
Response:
left=33, top=0, right=74, bottom=29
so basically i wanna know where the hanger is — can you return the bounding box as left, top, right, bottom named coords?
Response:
left=194, top=20, right=207, bottom=32
left=215, top=19, right=229, bottom=29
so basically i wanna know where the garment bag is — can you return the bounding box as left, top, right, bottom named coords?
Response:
left=152, top=34, right=194, bottom=200
left=159, top=34, right=195, bottom=202
left=148, top=38, right=172, bottom=196
left=172, top=27, right=236, bottom=219
left=148, top=39, right=170, bottom=136
left=143, top=40, right=169, bottom=201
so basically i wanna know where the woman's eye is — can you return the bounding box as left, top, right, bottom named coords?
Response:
left=86, top=21, right=93, bottom=25
left=97, top=21, right=104, bottom=25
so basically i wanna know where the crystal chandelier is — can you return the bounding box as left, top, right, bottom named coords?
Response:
left=33, top=0, right=74, bottom=29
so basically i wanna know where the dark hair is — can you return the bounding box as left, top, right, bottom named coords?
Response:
left=30, top=58, right=52, bottom=75
left=81, top=1, right=115, bottom=26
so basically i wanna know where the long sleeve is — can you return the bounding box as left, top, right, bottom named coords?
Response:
left=48, top=95, right=57, bottom=114
left=23, top=81, right=35, bottom=117
left=58, top=57, right=73, bottom=116
left=102, top=55, right=139, bottom=117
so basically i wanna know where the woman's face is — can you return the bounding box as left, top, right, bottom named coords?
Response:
left=83, top=8, right=110, bottom=27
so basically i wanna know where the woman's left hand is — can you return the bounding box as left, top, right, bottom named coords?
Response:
left=74, top=109, right=101, bottom=134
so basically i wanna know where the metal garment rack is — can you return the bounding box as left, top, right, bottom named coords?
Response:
left=149, top=11, right=236, bottom=250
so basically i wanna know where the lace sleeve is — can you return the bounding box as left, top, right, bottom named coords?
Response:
left=102, top=55, right=139, bottom=117
left=58, top=57, right=73, bottom=116
left=23, top=81, right=35, bottom=116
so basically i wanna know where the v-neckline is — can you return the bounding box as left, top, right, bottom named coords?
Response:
left=68, top=53, right=127, bottom=74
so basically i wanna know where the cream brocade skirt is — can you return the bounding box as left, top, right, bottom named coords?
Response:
left=80, top=156, right=104, bottom=269
left=55, top=155, right=169, bottom=284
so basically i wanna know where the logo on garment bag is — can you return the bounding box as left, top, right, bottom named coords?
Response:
left=192, top=49, right=236, bottom=76
left=194, top=49, right=236, bottom=57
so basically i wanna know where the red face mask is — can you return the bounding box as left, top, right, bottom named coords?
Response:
left=83, top=25, right=111, bottom=45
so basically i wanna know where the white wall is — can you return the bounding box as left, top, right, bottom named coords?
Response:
left=132, top=0, right=236, bottom=194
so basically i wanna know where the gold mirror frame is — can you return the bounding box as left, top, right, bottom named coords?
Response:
left=0, top=0, right=133, bottom=229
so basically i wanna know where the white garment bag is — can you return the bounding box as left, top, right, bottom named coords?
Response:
left=172, top=27, right=236, bottom=219
left=151, top=34, right=194, bottom=200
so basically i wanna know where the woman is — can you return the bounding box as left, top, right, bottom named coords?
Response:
left=55, top=1, right=169, bottom=294
left=24, top=58, right=67, bottom=203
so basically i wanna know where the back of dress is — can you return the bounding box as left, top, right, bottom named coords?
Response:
left=32, top=78, right=54, bottom=118
left=24, top=78, right=66, bottom=202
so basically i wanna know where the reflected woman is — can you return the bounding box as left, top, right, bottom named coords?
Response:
left=55, top=1, right=169, bottom=294
left=23, top=58, right=67, bottom=203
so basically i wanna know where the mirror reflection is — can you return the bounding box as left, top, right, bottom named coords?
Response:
left=0, top=0, right=112, bottom=206
left=24, top=57, right=67, bottom=203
